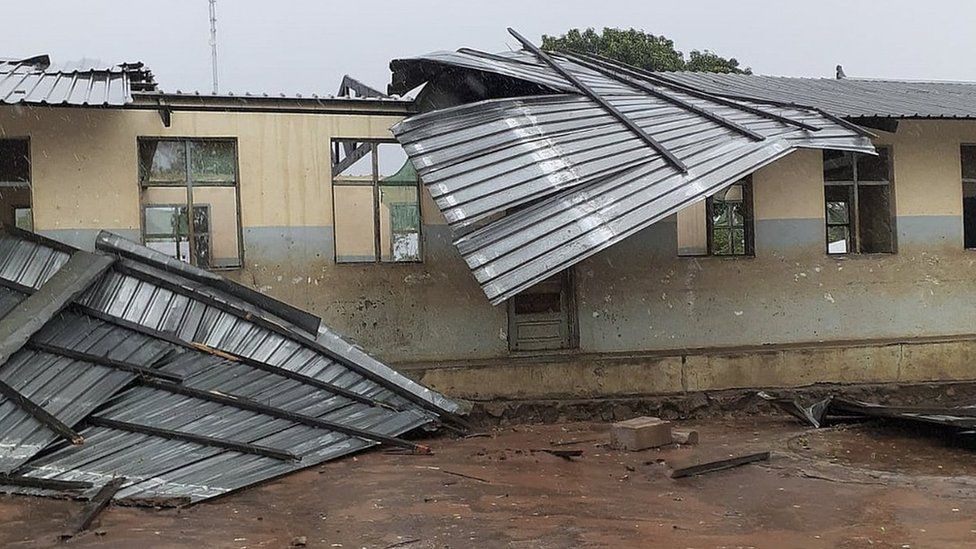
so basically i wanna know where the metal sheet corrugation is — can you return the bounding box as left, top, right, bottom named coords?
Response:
left=648, top=72, right=976, bottom=119
left=394, top=49, right=976, bottom=119
left=19, top=391, right=428, bottom=502
left=0, top=299, right=155, bottom=473
left=76, top=267, right=458, bottom=414
left=0, top=232, right=459, bottom=503
left=0, top=234, right=70, bottom=289
left=0, top=59, right=136, bottom=106
left=391, top=48, right=876, bottom=303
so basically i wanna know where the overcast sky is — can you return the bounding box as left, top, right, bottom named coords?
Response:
left=3, top=0, right=975, bottom=96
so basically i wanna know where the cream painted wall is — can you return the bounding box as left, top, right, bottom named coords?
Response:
left=752, top=148, right=825, bottom=221
left=0, top=106, right=411, bottom=232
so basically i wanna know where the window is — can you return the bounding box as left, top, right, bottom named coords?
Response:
left=331, top=140, right=422, bottom=263
left=676, top=178, right=754, bottom=256
left=0, top=139, right=32, bottom=231
left=961, top=145, right=976, bottom=248
left=138, top=139, right=241, bottom=269
left=823, top=147, right=894, bottom=255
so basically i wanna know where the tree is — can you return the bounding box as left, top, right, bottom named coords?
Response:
left=541, top=27, right=751, bottom=74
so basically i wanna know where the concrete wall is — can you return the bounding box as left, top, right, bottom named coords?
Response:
left=0, top=105, right=506, bottom=362
left=577, top=121, right=976, bottom=357
left=5, top=106, right=976, bottom=388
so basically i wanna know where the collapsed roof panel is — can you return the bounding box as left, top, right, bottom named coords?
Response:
left=390, top=31, right=876, bottom=304
left=0, top=228, right=460, bottom=504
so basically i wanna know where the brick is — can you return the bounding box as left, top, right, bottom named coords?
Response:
left=610, top=416, right=672, bottom=451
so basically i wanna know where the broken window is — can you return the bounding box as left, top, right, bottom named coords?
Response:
left=0, top=139, right=32, bottom=231
left=823, top=147, right=894, bottom=254
left=138, top=138, right=242, bottom=269
left=962, top=145, right=976, bottom=248
left=331, top=140, right=422, bottom=263
left=676, top=178, right=753, bottom=256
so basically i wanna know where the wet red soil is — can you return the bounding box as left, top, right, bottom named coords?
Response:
left=4, top=417, right=976, bottom=548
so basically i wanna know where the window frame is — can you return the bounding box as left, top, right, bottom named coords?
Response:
left=961, top=144, right=976, bottom=250
left=0, top=137, right=33, bottom=232
left=137, top=137, right=243, bottom=270
left=676, top=177, right=755, bottom=258
left=705, top=177, right=754, bottom=257
left=330, top=138, right=424, bottom=264
left=823, top=146, right=897, bottom=256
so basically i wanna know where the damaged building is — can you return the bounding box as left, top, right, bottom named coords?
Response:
left=4, top=35, right=976, bottom=407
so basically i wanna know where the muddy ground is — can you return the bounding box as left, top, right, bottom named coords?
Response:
left=4, top=415, right=976, bottom=548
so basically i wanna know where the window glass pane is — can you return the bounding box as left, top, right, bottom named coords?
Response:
left=732, top=228, right=746, bottom=255
left=856, top=148, right=890, bottom=182
left=0, top=140, right=30, bottom=183
left=963, top=146, right=976, bottom=181
left=140, top=140, right=186, bottom=185
left=712, top=228, right=732, bottom=255
left=676, top=200, right=707, bottom=256
left=825, top=185, right=852, bottom=224
left=143, top=187, right=190, bottom=263
left=858, top=184, right=893, bottom=253
left=189, top=141, right=236, bottom=184
left=827, top=226, right=849, bottom=254
left=145, top=205, right=178, bottom=236
left=334, top=185, right=377, bottom=262
left=711, top=201, right=729, bottom=227
left=14, top=208, right=31, bottom=231
left=823, top=150, right=853, bottom=181
left=379, top=184, right=421, bottom=262
left=333, top=140, right=374, bottom=180
left=190, top=187, right=240, bottom=268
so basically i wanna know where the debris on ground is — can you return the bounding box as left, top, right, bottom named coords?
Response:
left=610, top=416, right=672, bottom=450
left=529, top=448, right=583, bottom=460
left=672, top=428, right=699, bottom=445
left=760, top=390, right=976, bottom=434
left=669, top=451, right=771, bottom=479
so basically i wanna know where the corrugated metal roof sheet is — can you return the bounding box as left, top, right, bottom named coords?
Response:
left=646, top=72, right=976, bottom=119
left=0, top=56, right=154, bottom=106
left=0, top=228, right=461, bottom=505
left=390, top=37, right=876, bottom=303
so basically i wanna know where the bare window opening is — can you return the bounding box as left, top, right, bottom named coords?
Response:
left=823, top=147, right=894, bottom=255
left=138, top=138, right=242, bottom=269
left=332, top=140, right=422, bottom=263
left=0, top=139, right=32, bottom=231
left=962, top=145, right=976, bottom=249
left=677, top=178, right=753, bottom=257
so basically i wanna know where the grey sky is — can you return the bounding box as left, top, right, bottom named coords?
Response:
left=3, top=0, right=975, bottom=96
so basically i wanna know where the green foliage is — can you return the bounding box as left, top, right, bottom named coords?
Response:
left=541, top=27, right=751, bottom=74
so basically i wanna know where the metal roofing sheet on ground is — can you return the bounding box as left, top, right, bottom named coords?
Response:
left=0, top=228, right=460, bottom=504
left=390, top=40, right=876, bottom=304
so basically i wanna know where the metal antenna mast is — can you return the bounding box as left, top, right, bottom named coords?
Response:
left=209, top=0, right=219, bottom=94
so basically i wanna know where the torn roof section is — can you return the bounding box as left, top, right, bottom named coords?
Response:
left=0, top=56, right=156, bottom=106
left=389, top=30, right=877, bottom=305
left=0, top=228, right=460, bottom=504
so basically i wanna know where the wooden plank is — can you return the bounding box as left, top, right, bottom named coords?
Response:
left=71, top=477, right=125, bottom=535
left=88, top=416, right=298, bottom=461
left=0, top=474, right=91, bottom=491
left=0, top=379, right=83, bottom=446
left=669, top=451, right=770, bottom=479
